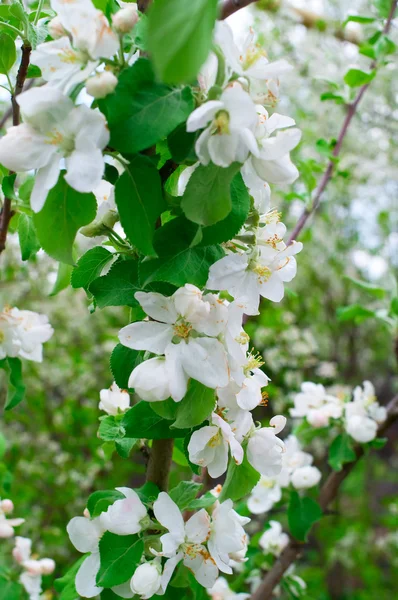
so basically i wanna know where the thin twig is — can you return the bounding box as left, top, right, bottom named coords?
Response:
left=251, top=395, right=398, bottom=600
left=288, top=0, right=397, bottom=243
left=220, top=0, right=259, bottom=19
left=0, top=42, right=31, bottom=255
left=146, top=439, right=174, bottom=491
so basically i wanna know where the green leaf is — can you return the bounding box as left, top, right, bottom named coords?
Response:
left=122, top=401, right=190, bottom=439
left=98, top=416, right=126, bottom=442
left=344, top=68, right=375, bottom=87
left=71, top=247, right=114, bottom=290
left=147, top=0, right=219, bottom=84
left=181, top=163, right=241, bottom=226
left=54, top=557, right=86, bottom=600
left=115, top=437, right=137, bottom=458
left=2, top=173, right=17, bottom=200
left=49, top=261, right=73, bottom=296
left=0, top=581, right=23, bottom=600
left=115, top=154, right=166, bottom=256
left=169, top=481, right=202, bottom=510
left=26, top=64, right=41, bottom=78
left=288, top=491, right=322, bottom=541
left=219, top=452, right=260, bottom=502
left=343, top=15, right=376, bottom=25
left=187, top=492, right=217, bottom=511
left=136, top=481, right=160, bottom=504
left=344, top=276, right=386, bottom=299
left=390, top=297, right=398, bottom=317
left=110, top=344, right=143, bottom=390
left=328, top=433, right=356, bottom=471
left=172, top=380, right=216, bottom=429
left=0, top=32, right=16, bottom=74
left=200, top=173, right=251, bottom=245
left=33, top=175, right=97, bottom=264
left=320, top=92, right=346, bottom=104
left=374, top=0, right=392, bottom=17
left=89, top=259, right=141, bottom=308
left=336, top=304, right=376, bottom=324
left=168, top=123, right=198, bottom=163
left=151, top=398, right=179, bottom=420
left=87, top=489, right=125, bottom=518
left=368, top=436, right=388, bottom=449
left=18, top=213, right=40, bottom=261
left=0, top=433, right=6, bottom=459
left=3, top=357, right=26, bottom=411
left=97, top=532, right=144, bottom=587
left=100, top=59, right=194, bottom=153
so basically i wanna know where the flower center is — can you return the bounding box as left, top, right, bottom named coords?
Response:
left=235, top=331, right=250, bottom=345
left=182, top=543, right=211, bottom=559
left=0, top=330, right=4, bottom=343
left=208, top=431, right=223, bottom=448
left=242, top=44, right=267, bottom=70
left=244, top=351, right=264, bottom=375
left=173, top=321, right=192, bottom=339
left=58, top=47, right=82, bottom=64
left=45, top=129, right=75, bottom=154
left=252, top=263, right=272, bottom=283
left=214, top=110, right=230, bottom=135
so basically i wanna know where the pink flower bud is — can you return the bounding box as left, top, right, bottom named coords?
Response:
left=39, top=558, right=56, bottom=575
left=1, top=499, right=14, bottom=514
left=24, top=559, right=43, bottom=576
left=112, top=6, right=139, bottom=33
left=86, top=71, right=118, bottom=99
left=83, top=508, right=90, bottom=518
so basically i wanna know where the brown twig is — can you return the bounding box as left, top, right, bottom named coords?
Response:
left=146, top=439, right=174, bottom=491
left=0, top=41, right=31, bottom=255
left=220, top=0, right=259, bottom=19
left=251, top=395, right=398, bottom=600
left=288, top=0, right=397, bottom=244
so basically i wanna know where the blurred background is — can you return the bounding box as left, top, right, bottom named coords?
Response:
left=1, top=0, right=397, bottom=598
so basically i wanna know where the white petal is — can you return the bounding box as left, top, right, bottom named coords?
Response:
left=195, top=127, right=212, bottom=165
left=183, top=550, right=218, bottom=588
left=181, top=338, right=229, bottom=389
left=236, top=377, right=262, bottom=411
left=264, top=113, right=296, bottom=135
left=75, top=553, right=103, bottom=598
left=112, top=581, right=135, bottom=598
left=0, top=124, right=56, bottom=172
left=17, top=85, right=73, bottom=130
left=186, top=101, right=224, bottom=132
left=208, top=131, right=240, bottom=168
left=153, top=493, right=185, bottom=542
left=99, top=491, right=147, bottom=535
left=207, top=253, right=248, bottom=294
left=185, top=510, right=211, bottom=544
left=221, top=86, right=257, bottom=130
left=129, top=358, right=171, bottom=402
left=158, top=553, right=183, bottom=594
left=65, top=147, right=105, bottom=193
left=165, top=343, right=189, bottom=402
left=30, top=156, right=61, bottom=212
left=259, top=273, right=285, bottom=303
left=135, top=292, right=178, bottom=324
left=119, top=322, right=173, bottom=354
left=252, top=154, right=299, bottom=185
left=67, top=517, right=103, bottom=553
left=214, top=21, right=242, bottom=74
left=259, top=128, right=302, bottom=161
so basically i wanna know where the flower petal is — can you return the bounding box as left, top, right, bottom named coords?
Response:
left=135, top=292, right=178, bottom=324
left=119, top=322, right=173, bottom=354
left=75, top=553, right=103, bottom=598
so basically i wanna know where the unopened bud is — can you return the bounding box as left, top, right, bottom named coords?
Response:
left=83, top=508, right=90, bottom=518
left=24, top=559, right=43, bottom=575
left=86, top=71, right=118, bottom=99
left=1, top=499, right=14, bottom=514
left=48, top=16, right=68, bottom=39
left=80, top=209, right=118, bottom=237
left=112, top=6, right=139, bottom=33
left=39, top=558, right=56, bottom=575
left=130, top=561, right=161, bottom=599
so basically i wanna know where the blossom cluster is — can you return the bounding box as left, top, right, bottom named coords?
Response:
left=13, top=536, right=56, bottom=600
left=67, top=487, right=250, bottom=598
left=0, top=306, right=53, bottom=363
left=290, top=380, right=387, bottom=443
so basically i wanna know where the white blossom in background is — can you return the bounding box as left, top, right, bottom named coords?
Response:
left=119, top=285, right=233, bottom=401
left=0, top=306, right=53, bottom=363
left=259, top=520, right=289, bottom=556
left=152, top=492, right=218, bottom=588
left=345, top=381, right=386, bottom=443
left=12, top=536, right=55, bottom=600
left=247, top=415, right=286, bottom=476
left=208, top=576, right=250, bottom=600
left=186, top=84, right=259, bottom=168
left=278, top=435, right=315, bottom=487
left=0, top=86, right=109, bottom=212
left=290, top=381, right=343, bottom=428
left=247, top=476, right=282, bottom=514
left=208, top=499, right=250, bottom=575
left=291, top=465, right=321, bottom=489
left=0, top=499, right=24, bottom=538
left=130, top=559, right=162, bottom=599
left=99, top=382, right=130, bottom=416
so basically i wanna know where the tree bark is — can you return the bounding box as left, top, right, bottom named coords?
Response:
left=146, top=439, right=174, bottom=491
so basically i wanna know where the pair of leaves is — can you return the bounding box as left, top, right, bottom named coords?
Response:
left=99, top=58, right=194, bottom=154
left=152, top=380, right=216, bottom=430
left=98, top=416, right=138, bottom=459
left=169, top=480, right=217, bottom=511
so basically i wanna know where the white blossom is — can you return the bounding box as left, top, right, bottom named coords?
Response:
left=130, top=559, right=162, bottom=599
left=0, top=501, right=24, bottom=538
left=153, top=492, right=218, bottom=589
left=247, top=416, right=286, bottom=476
left=344, top=383, right=386, bottom=444
left=120, top=285, right=231, bottom=402
left=247, top=476, right=282, bottom=514
left=208, top=576, right=250, bottom=600
left=188, top=413, right=244, bottom=478
left=259, top=520, right=289, bottom=556
left=278, top=435, right=314, bottom=487
left=291, top=465, right=321, bottom=490
left=0, top=86, right=109, bottom=212
left=99, top=382, right=130, bottom=415
left=99, top=487, right=147, bottom=535
left=112, top=5, right=139, bottom=33
left=67, top=514, right=105, bottom=598
left=0, top=306, right=53, bottom=362
left=290, top=382, right=343, bottom=427
left=186, top=84, right=258, bottom=168
left=208, top=499, right=250, bottom=575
